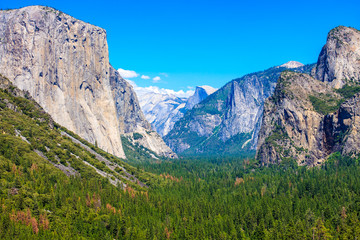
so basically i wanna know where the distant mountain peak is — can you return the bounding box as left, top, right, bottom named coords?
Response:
left=185, top=85, right=217, bottom=110
left=164, top=63, right=315, bottom=156
left=136, top=84, right=216, bottom=137
left=279, top=61, right=304, bottom=69
left=198, top=85, right=217, bottom=95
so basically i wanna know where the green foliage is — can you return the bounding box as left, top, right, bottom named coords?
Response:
left=309, top=94, right=343, bottom=115
left=121, top=136, right=161, bottom=164
left=132, top=132, right=143, bottom=140
left=335, top=84, right=360, bottom=99
left=2, top=74, right=360, bottom=239
left=310, top=84, right=360, bottom=115
left=265, top=124, right=288, bottom=145
left=182, top=132, right=255, bottom=157
left=134, top=155, right=360, bottom=239
left=166, top=64, right=316, bottom=157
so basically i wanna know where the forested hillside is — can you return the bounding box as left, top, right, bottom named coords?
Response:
left=1, top=6, right=360, bottom=238
left=165, top=63, right=314, bottom=157
left=1, top=72, right=360, bottom=239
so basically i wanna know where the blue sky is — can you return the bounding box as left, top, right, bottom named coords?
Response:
left=1, top=0, right=360, bottom=96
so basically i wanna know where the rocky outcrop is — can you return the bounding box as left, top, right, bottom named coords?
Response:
left=315, top=26, right=360, bottom=88
left=165, top=62, right=314, bottom=156
left=0, top=6, right=175, bottom=159
left=256, top=71, right=341, bottom=166
left=185, top=85, right=216, bottom=110
left=110, top=67, right=176, bottom=158
left=330, top=93, right=360, bottom=156
left=257, top=71, right=360, bottom=166
left=136, top=91, right=187, bottom=137
left=109, top=67, right=151, bottom=133
left=136, top=85, right=216, bottom=137
left=125, top=130, right=178, bottom=159
left=257, top=26, right=360, bottom=166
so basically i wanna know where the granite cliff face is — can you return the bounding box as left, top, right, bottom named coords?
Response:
left=110, top=67, right=151, bottom=134
left=335, top=94, right=360, bottom=156
left=0, top=6, right=175, bottom=159
left=137, top=85, right=216, bottom=137
left=136, top=91, right=187, bottom=137
left=257, top=26, right=360, bottom=166
left=315, top=26, right=360, bottom=88
left=256, top=72, right=339, bottom=165
left=185, top=85, right=216, bottom=110
left=165, top=63, right=314, bottom=156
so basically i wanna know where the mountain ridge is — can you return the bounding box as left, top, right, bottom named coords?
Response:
left=0, top=5, right=175, bottom=159
left=256, top=26, right=360, bottom=166
left=136, top=85, right=216, bottom=137
left=0, top=72, right=154, bottom=187
left=164, top=62, right=314, bottom=156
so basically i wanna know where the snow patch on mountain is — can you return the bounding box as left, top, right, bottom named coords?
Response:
left=128, top=81, right=216, bottom=137
left=279, top=61, right=304, bottom=69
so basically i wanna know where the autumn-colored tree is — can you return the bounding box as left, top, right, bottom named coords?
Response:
left=312, top=219, right=332, bottom=240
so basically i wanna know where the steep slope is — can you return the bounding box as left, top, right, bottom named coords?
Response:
left=256, top=71, right=340, bottom=165
left=137, top=85, right=216, bottom=137
left=185, top=85, right=217, bottom=110
left=165, top=63, right=314, bottom=156
left=137, top=91, right=187, bottom=136
left=0, top=73, right=155, bottom=189
left=257, top=26, right=360, bottom=166
left=0, top=6, right=174, bottom=158
left=0, top=73, right=175, bottom=238
left=315, top=26, right=360, bottom=88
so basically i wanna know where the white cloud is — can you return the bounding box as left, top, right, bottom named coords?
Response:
left=141, top=75, right=150, bottom=79
left=159, top=73, right=169, bottom=77
left=153, top=76, right=161, bottom=82
left=117, top=68, right=139, bottom=78
left=126, top=79, right=136, bottom=87
left=125, top=79, right=194, bottom=98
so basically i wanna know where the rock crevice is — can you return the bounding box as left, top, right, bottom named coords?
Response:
left=0, top=6, right=175, bottom=159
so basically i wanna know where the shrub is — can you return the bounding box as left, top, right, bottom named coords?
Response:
left=133, top=133, right=143, bottom=140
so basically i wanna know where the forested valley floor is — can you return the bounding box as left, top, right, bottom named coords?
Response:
left=2, top=145, right=360, bottom=239
left=1, top=75, right=360, bottom=239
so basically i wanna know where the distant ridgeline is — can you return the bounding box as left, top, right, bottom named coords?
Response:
left=137, top=85, right=217, bottom=137
left=256, top=26, right=360, bottom=166
left=164, top=62, right=314, bottom=157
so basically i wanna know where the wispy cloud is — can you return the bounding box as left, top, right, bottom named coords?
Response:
left=141, top=75, right=150, bottom=79
left=159, top=73, right=169, bottom=77
left=153, top=76, right=161, bottom=82
left=117, top=68, right=139, bottom=78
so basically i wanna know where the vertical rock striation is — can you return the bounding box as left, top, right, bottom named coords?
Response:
left=165, top=63, right=314, bottom=156
left=256, top=72, right=338, bottom=166
left=136, top=91, right=187, bottom=137
left=0, top=6, right=175, bottom=159
left=315, top=26, right=360, bottom=88
left=136, top=85, right=216, bottom=137
left=185, top=86, right=216, bottom=110
left=257, top=26, right=360, bottom=166
left=109, top=67, right=151, bottom=133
